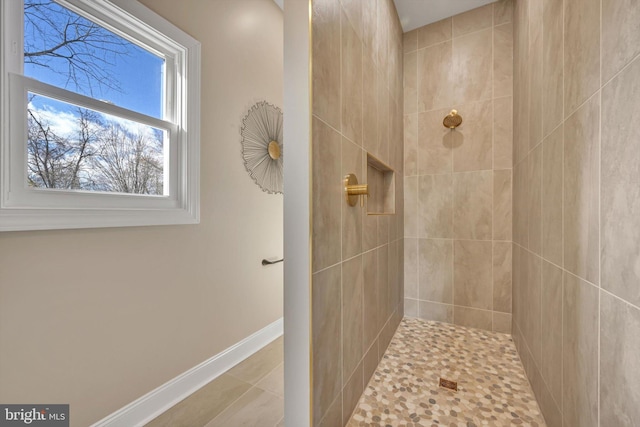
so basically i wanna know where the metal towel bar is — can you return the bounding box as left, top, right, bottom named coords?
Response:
left=262, top=258, right=284, bottom=266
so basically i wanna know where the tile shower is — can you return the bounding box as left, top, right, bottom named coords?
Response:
left=402, top=2, right=514, bottom=333
left=310, top=0, right=640, bottom=426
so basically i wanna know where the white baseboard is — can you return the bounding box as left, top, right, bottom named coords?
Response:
left=91, top=317, right=284, bottom=427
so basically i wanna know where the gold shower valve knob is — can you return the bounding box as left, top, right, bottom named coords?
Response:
left=344, top=173, right=369, bottom=207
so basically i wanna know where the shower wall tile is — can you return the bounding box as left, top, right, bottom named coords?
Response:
left=527, top=144, right=542, bottom=255
left=600, top=292, right=640, bottom=426
left=403, top=176, right=418, bottom=237
left=452, top=29, right=493, bottom=104
left=563, top=95, right=600, bottom=286
left=452, top=100, right=493, bottom=172
left=528, top=0, right=543, bottom=149
left=493, top=96, right=513, bottom=169
left=342, top=256, right=363, bottom=381
left=542, top=0, right=563, bottom=138
left=312, top=0, right=341, bottom=129
left=454, top=240, right=493, bottom=310
left=417, top=18, right=451, bottom=50
left=493, top=169, right=512, bottom=241
left=563, top=0, right=600, bottom=116
left=524, top=250, right=542, bottom=367
left=404, top=298, right=417, bottom=317
left=312, top=265, right=342, bottom=427
left=492, top=312, right=512, bottom=334
left=453, top=306, right=493, bottom=331
left=417, top=41, right=453, bottom=112
left=403, top=114, right=417, bottom=176
left=540, top=260, right=562, bottom=406
left=313, top=1, right=403, bottom=424
left=453, top=171, right=492, bottom=240
left=452, top=4, right=493, bottom=38
left=417, top=174, right=453, bottom=238
left=562, top=273, right=598, bottom=427
left=403, top=29, right=417, bottom=54
left=417, top=108, right=453, bottom=175
left=418, top=238, right=453, bottom=304
left=403, top=238, right=418, bottom=299
left=405, top=3, right=513, bottom=336
left=363, top=54, right=378, bottom=156
left=493, top=23, right=513, bottom=99
left=341, top=10, right=363, bottom=146
left=363, top=250, right=379, bottom=350
left=494, top=0, right=514, bottom=26
left=601, top=56, right=640, bottom=307
left=541, top=125, right=563, bottom=267
left=312, top=117, right=342, bottom=272
left=403, top=51, right=417, bottom=115
left=493, top=242, right=512, bottom=313
left=342, top=139, right=363, bottom=260
left=602, top=0, right=640, bottom=83
left=418, top=300, right=453, bottom=324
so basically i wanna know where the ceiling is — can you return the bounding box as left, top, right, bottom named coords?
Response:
left=394, top=0, right=496, bottom=32
left=272, top=0, right=497, bottom=33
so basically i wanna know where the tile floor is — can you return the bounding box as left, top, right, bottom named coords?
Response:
left=145, top=336, right=284, bottom=427
left=146, top=319, right=545, bottom=427
left=347, top=318, right=546, bottom=426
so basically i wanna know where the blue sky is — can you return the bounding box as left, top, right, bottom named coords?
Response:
left=23, top=0, right=164, bottom=119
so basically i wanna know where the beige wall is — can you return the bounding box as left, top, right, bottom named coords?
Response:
left=402, top=1, right=514, bottom=334
left=310, top=0, right=404, bottom=425
left=0, top=1, right=283, bottom=425
left=513, top=0, right=640, bottom=425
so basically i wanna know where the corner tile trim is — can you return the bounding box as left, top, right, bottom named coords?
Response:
left=90, top=318, right=284, bottom=427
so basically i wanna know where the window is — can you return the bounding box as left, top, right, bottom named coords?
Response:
left=0, top=0, right=201, bottom=231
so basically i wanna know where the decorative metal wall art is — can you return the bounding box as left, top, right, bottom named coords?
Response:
left=240, top=101, right=283, bottom=194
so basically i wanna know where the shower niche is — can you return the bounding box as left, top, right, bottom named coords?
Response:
left=366, top=153, right=395, bottom=215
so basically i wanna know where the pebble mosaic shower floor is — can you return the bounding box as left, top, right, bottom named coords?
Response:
left=347, top=318, right=546, bottom=426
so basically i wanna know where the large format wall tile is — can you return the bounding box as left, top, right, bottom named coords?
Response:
left=452, top=101, right=493, bottom=172
left=528, top=0, right=543, bottom=149
left=453, top=171, right=492, bottom=240
left=417, top=18, right=451, bottom=49
left=454, top=240, right=492, bottom=310
left=404, top=114, right=417, bottom=176
left=363, top=250, right=379, bottom=351
left=494, top=23, right=513, bottom=99
left=493, top=169, right=512, bottom=241
left=602, top=0, right=640, bottom=83
left=404, top=176, right=418, bottom=237
left=403, top=238, right=418, bottom=300
left=527, top=144, right=542, bottom=255
left=312, top=0, right=341, bottom=129
left=563, top=95, right=600, bottom=286
left=542, top=0, right=563, bottom=137
left=494, top=96, right=513, bottom=169
left=418, top=174, right=453, bottom=238
left=312, top=265, right=342, bottom=426
left=494, top=0, right=513, bottom=25
left=418, top=300, right=453, bottom=323
left=452, top=4, right=493, bottom=38
left=341, top=10, right=363, bottom=146
left=418, top=108, right=453, bottom=175
left=563, top=0, right=600, bottom=116
left=418, top=238, right=453, bottom=304
left=453, top=29, right=493, bottom=104
left=341, top=256, right=363, bottom=385
left=453, top=306, right=492, bottom=330
left=342, top=139, right=362, bottom=260
left=601, top=56, right=640, bottom=307
left=563, top=273, right=598, bottom=427
left=362, top=54, right=378, bottom=157
left=313, top=117, right=342, bottom=272
left=418, top=41, right=453, bottom=112
left=600, top=292, right=640, bottom=426
left=493, top=242, right=512, bottom=313
left=540, top=260, right=562, bottom=407
left=403, top=51, right=417, bottom=115
left=542, top=125, right=563, bottom=267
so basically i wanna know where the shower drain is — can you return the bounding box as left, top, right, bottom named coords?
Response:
left=439, top=377, right=458, bottom=391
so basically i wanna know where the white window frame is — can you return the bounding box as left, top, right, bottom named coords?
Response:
left=0, top=0, right=201, bottom=231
